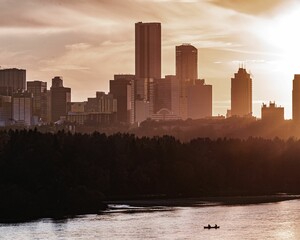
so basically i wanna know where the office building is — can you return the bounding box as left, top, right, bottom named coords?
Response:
left=187, top=79, right=212, bottom=119
left=261, top=102, right=284, bottom=124
left=293, top=74, right=300, bottom=122
left=0, top=96, right=12, bottom=126
left=176, top=44, right=198, bottom=120
left=231, top=67, right=252, bottom=117
left=70, top=102, right=87, bottom=113
left=50, top=76, right=71, bottom=122
left=153, top=78, right=172, bottom=113
left=12, top=91, right=33, bottom=126
left=135, top=22, right=161, bottom=80
left=176, top=44, right=198, bottom=85
left=135, top=22, right=161, bottom=120
left=0, top=68, right=26, bottom=94
left=109, top=74, right=134, bottom=124
left=27, top=81, right=47, bottom=123
left=85, top=92, right=117, bottom=114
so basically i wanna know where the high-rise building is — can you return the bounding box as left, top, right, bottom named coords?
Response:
left=231, top=68, right=252, bottom=117
left=12, top=91, right=33, bottom=126
left=27, top=81, right=47, bottom=123
left=50, top=76, right=71, bottom=122
left=110, top=74, right=134, bottom=124
left=176, top=44, right=198, bottom=120
left=0, top=68, right=26, bottom=94
left=293, top=74, right=300, bottom=122
left=187, top=79, right=212, bottom=119
left=176, top=44, right=198, bottom=84
left=135, top=22, right=161, bottom=80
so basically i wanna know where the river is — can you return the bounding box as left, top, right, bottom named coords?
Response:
left=1, top=199, right=300, bottom=240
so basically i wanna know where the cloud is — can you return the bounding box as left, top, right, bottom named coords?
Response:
left=0, top=0, right=296, bottom=116
left=208, top=0, right=296, bottom=16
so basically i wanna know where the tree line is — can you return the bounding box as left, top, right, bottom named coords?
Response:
left=0, top=129, right=300, bottom=221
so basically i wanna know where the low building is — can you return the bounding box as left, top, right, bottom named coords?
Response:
left=0, top=95, right=12, bottom=126
left=187, top=79, right=212, bottom=119
left=261, top=102, right=284, bottom=124
left=12, top=91, right=33, bottom=126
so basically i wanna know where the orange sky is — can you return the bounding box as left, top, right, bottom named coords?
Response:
left=1, top=0, right=299, bottom=118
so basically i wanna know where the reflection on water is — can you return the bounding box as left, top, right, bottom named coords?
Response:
left=1, top=200, right=300, bottom=240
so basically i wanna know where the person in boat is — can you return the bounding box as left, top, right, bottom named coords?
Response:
left=214, top=224, right=217, bottom=228
left=208, top=224, right=211, bottom=228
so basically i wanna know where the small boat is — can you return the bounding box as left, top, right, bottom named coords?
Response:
left=204, top=225, right=220, bottom=229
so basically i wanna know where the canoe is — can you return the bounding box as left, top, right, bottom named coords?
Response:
left=204, top=226, right=220, bottom=229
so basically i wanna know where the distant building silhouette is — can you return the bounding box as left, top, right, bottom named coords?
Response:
left=0, top=96, right=11, bottom=126
left=12, top=91, right=33, bottom=126
left=70, top=102, right=87, bottom=113
left=135, top=22, right=161, bottom=122
left=187, top=79, right=212, bottom=119
left=135, top=22, right=161, bottom=80
left=153, top=78, right=172, bottom=113
left=67, top=92, right=117, bottom=126
left=50, top=76, right=71, bottom=122
left=110, top=74, right=135, bottom=124
left=152, top=75, right=180, bottom=118
left=293, top=74, right=300, bottom=122
left=0, top=68, right=26, bottom=94
left=85, top=91, right=116, bottom=114
left=261, top=102, right=284, bottom=124
left=176, top=44, right=198, bottom=83
left=27, top=81, right=48, bottom=124
left=176, top=44, right=198, bottom=119
left=231, top=68, right=252, bottom=117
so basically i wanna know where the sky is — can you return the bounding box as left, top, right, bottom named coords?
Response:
left=1, top=0, right=300, bottom=118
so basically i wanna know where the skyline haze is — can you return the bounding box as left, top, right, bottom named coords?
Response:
left=1, top=0, right=299, bottom=118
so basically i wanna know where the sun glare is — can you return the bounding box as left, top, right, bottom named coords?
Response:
left=263, top=8, right=300, bottom=72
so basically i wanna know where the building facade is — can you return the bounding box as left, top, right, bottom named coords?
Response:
left=27, top=81, right=47, bottom=123
left=12, top=91, right=33, bottom=126
left=50, top=76, right=71, bottom=122
left=0, top=96, right=12, bottom=126
left=261, top=102, right=284, bottom=124
left=176, top=44, right=198, bottom=120
left=231, top=68, right=252, bottom=117
left=187, top=79, right=212, bottom=119
left=293, top=74, right=300, bottom=122
left=135, top=22, right=161, bottom=80
left=0, top=68, right=26, bottom=94
left=109, top=74, right=134, bottom=124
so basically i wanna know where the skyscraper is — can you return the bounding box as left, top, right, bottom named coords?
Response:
left=135, top=22, right=161, bottom=80
left=176, top=44, right=198, bottom=119
left=293, top=74, right=300, bottom=122
left=50, top=76, right=71, bottom=122
left=0, top=68, right=26, bottom=95
left=231, top=68, right=252, bottom=117
left=176, top=44, right=198, bottom=84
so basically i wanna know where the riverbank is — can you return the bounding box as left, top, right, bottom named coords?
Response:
left=1, top=194, right=299, bottom=223
left=105, top=194, right=300, bottom=208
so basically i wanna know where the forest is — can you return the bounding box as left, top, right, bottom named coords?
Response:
left=1, top=129, right=300, bottom=222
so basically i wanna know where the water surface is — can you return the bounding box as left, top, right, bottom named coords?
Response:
left=1, top=199, right=300, bottom=240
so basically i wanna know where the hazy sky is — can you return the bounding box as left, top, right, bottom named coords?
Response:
left=1, top=0, right=300, bottom=118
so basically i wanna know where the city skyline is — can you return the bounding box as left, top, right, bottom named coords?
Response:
left=1, top=0, right=300, bottom=118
